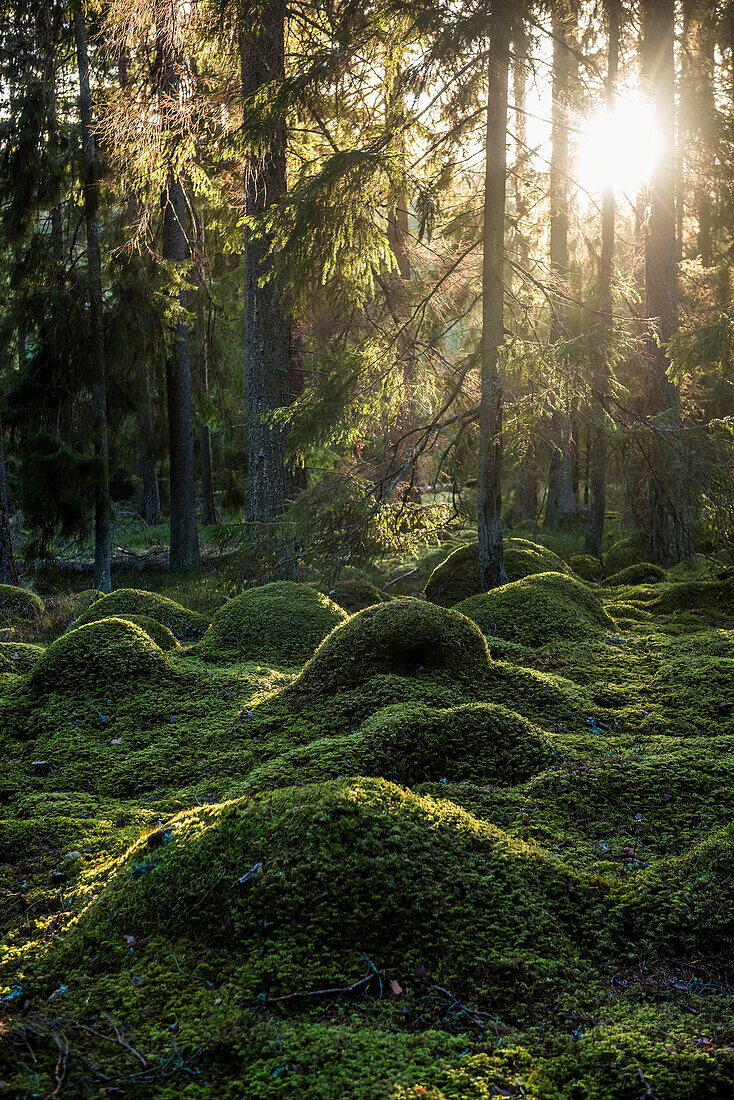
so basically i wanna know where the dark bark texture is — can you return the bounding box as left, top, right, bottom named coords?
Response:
left=642, top=0, right=690, bottom=565
left=157, top=0, right=200, bottom=569
left=241, top=1, right=292, bottom=523
left=0, top=414, right=18, bottom=586
left=74, top=5, right=112, bottom=592
left=586, top=0, right=620, bottom=557
left=544, top=0, right=577, bottom=528
left=477, top=4, right=510, bottom=591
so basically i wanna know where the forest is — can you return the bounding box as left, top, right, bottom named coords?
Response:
left=1, top=0, right=734, bottom=1095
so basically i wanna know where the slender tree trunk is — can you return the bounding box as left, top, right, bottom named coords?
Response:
left=0, top=414, right=18, bottom=586
left=642, top=0, right=690, bottom=564
left=477, top=3, right=510, bottom=591
left=156, top=0, right=200, bottom=568
left=74, top=5, right=112, bottom=593
left=138, top=365, right=163, bottom=527
left=193, top=225, right=218, bottom=527
left=586, top=0, right=620, bottom=557
left=545, top=0, right=577, bottom=528
left=240, top=2, right=291, bottom=522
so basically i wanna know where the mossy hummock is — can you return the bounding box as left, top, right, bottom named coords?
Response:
left=605, top=562, right=667, bottom=587
left=571, top=554, right=603, bottom=581
left=456, top=571, right=616, bottom=647
left=0, top=584, right=44, bottom=620
left=0, top=640, right=44, bottom=675
left=425, top=538, right=570, bottom=607
left=326, top=578, right=391, bottom=613
left=26, top=617, right=174, bottom=695
left=289, top=598, right=492, bottom=696
left=74, top=587, right=210, bottom=642
left=196, top=581, right=348, bottom=665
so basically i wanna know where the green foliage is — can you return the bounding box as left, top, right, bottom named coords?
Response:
left=74, top=588, right=210, bottom=642
left=196, top=581, right=348, bottom=666
left=0, top=640, right=43, bottom=674
left=425, top=539, right=570, bottom=608
left=0, top=584, right=44, bottom=620
left=456, top=572, right=616, bottom=647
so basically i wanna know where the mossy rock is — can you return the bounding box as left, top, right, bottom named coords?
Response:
left=0, top=641, right=44, bottom=675
left=425, top=538, right=569, bottom=608
left=571, top=554, right=602, bottom=582
left=245, top=702, right=553, bottom=791
left=0, top=584, right=44, bottom=620
left=456, top=572, right=616, bottom=648
left=650, top=577, right=734, bottom=617
left=326, top=579, right=391, bottom=614
left=77, top=779, right=585, bottom=1004
left=603, top=534, right=647, bottom=576
left=360, top=701, right=554, bottom=785
left=74, top=587, right=210, bottom=642
left=289, top=598, right=491, bottom=697
left=26, top=618, right=173, bottom=695
left=605, top=562, right=667, bottom=587
left=196, top=582, right=348, bottom=665
left=111, top=614, right=179, bottom=651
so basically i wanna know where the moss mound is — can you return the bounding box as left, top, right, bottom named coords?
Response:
left=0, top=584, right=44, bottom=620
left=456, top=572, right=616, bottom=647
left=74, top=587, right=210, bottom=642
left=245, top=702, right=553, bottom=791
left=196, top=581, right=348, bottom=665
left=290, top=598, right=491, bottom=696
left=603, top=533, right=647, bottom=575
left=26, top=618, right=172, bottom=695
left=605, top=562, right=667, bottom=587
left=111, top=614, right=179, bottom=651
left=624, top=823, right=734, bottom=956
left=425, top=538, right=569, bottom=607
left=360, top=701, right=554, bottom=785
left=79, top=779, right=584, bottom=1004
left=650, top=576, right=734, bottom=617
left=0, top=641, right=44, bottom=675
left=571, top=554, right=602, bottom=581
left=326, top=578, right=391, bottom=613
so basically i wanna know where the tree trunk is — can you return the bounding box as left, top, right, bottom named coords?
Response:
left=0, top=414, right=18, bottom=586
left=477, top=3, right=510, bottom=591
left=240, top=2, right=291, bottom=523
left=156, top=0, right=200, bottom=569
left=681, top=1, right=716, bottom=266
left=192, top=216, right=218, bottom=527
left=544, top=0, right=577, bottom=528
left=642, top=0, right=690, bottom=565
left=138, top=365, right=163, bottom=527
left=73, top=4, right=112, bottom=593
left=586, top=0, right=620, bottom=557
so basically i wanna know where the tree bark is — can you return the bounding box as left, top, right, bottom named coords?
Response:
left=642, top=0, right=690, bottom=565
left=586, top=0, right=620, bottom=557
left=477, top=2, right=510, bottom=591
left=240, top=1, right=291, bottom=523
left=73, top=4, right=112, bottom=593
left=0, top=414, right=18, bottom=586
left=544, top=0, right=577, bottom=528
left=156, top=0, right=200, bottom=569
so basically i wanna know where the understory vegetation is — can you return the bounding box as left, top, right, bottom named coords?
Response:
left=2, top=522, right=734, bottom=1098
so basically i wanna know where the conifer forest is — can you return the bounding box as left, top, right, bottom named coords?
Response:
left=2, top=0, right=734, bottom=1096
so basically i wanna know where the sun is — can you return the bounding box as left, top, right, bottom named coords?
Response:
left=577, top=99, right=659, bottom=199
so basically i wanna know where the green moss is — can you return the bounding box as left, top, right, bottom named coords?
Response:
left=570, top=554, right=603, bottom=581
left=25, top=617, right=174, bottom=696
left=107, top=613, right=180, bottom=651
left=425, top=538, right=570, bottom=608
left=651, top=576, right=734, bottom=617
left=325, top=578, right=391, bottom=613
left=605, top=562, right=667, bottom=586
left=456, top=572, right=616, bottom=647
left=74, top=587, right=210, bottom=642
left=196, top=581, right=348, bottom=665
left=603, top=533, right=647, bottom=575
left=288, top=598, right=492, bottom=697
left=74, top=779, right=588, bottom=1010
left=0, top=641, right=44, bottom=675
left=0, top=584, right=44, bottom=620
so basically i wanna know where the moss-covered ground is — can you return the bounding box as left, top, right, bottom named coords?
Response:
left=2, top=534, right=734, bottom=1097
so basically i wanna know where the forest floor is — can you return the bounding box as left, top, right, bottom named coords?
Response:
left=1, top=521, right=734, bottom=1098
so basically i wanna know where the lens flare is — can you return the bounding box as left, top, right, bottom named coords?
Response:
left=578, top=100, right=659, bottom=198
